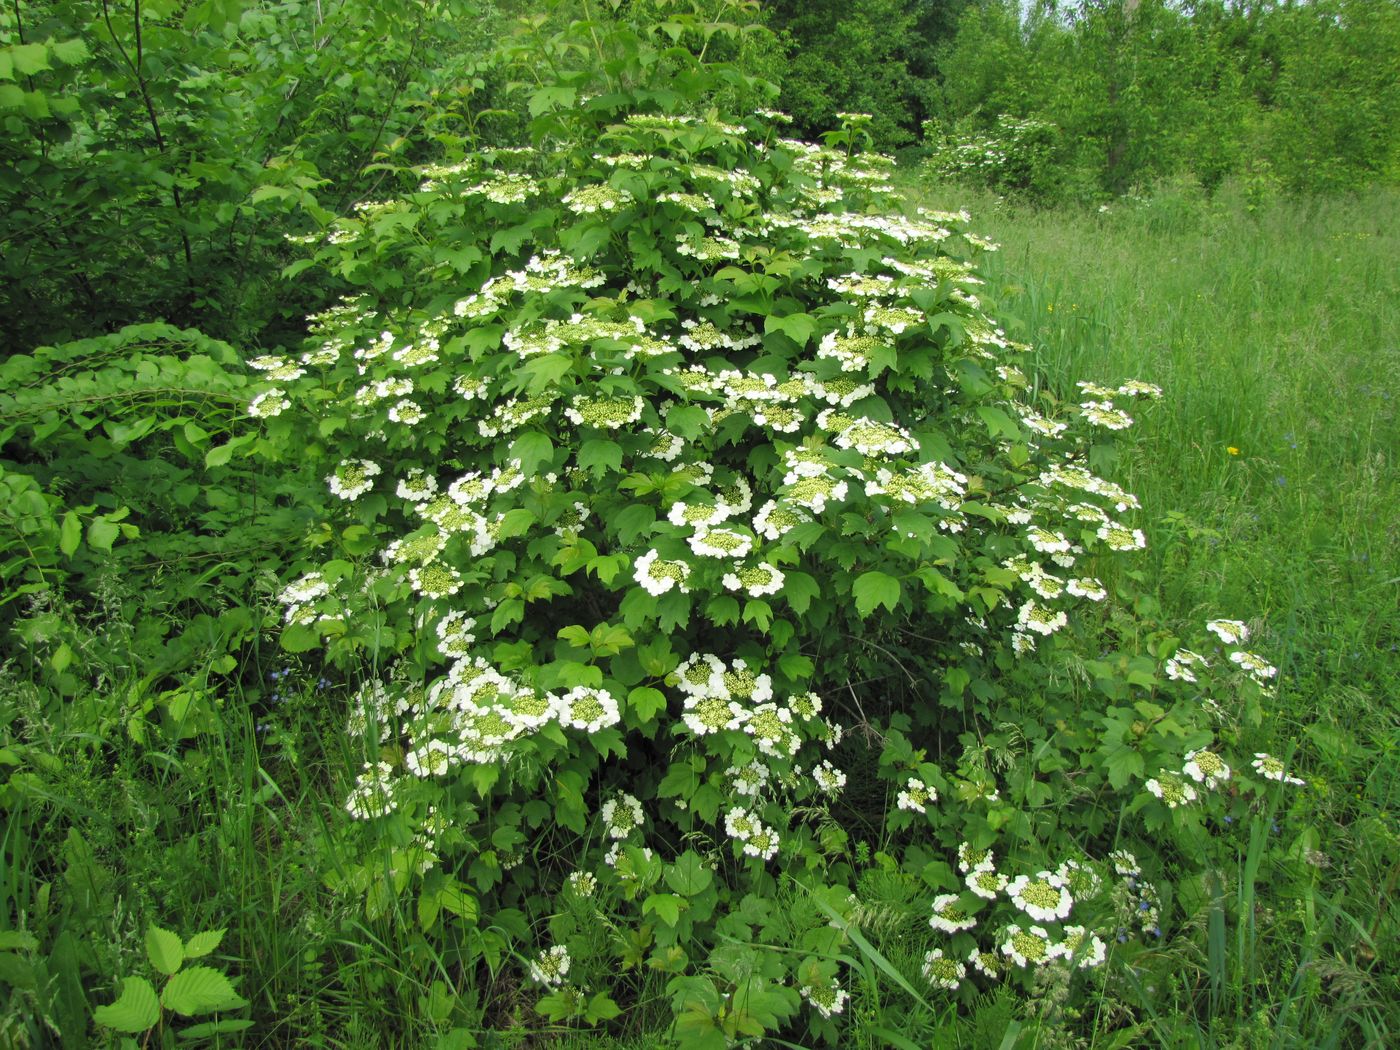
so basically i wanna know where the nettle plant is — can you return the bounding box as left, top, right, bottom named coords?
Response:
left=246, top=51, right=1303, bottom=1042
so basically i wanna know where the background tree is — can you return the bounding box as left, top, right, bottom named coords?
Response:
left=765, top=0, right=973, bottom=151
left=1264, top=0, right=1400, bottom=193
left=0, top=0, right=505, bottom=352
left=926, top=0, right=1400, bottom=201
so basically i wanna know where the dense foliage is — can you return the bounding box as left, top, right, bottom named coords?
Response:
left=762, top=0, right=965, bottom=152
left=0, top=0, right=506, bottom=350
left=1, top=1, right=1396, bottom=1048
left=766, top=0, right=1400, bottom=201
left=929, top=0, right=1400, bottom=199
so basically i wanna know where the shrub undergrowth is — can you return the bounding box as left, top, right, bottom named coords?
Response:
left=229, top=15, right=1310, bottom=1045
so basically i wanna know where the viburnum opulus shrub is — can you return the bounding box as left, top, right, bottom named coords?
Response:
left=246, top=101, right=1301, bottom=1042
left=923, top=114, right=1066, bottom=202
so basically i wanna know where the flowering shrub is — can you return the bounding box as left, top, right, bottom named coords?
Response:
left=242, top=22, right=1303, bottom=1040
left=923, top=114, right=1065, bottom=201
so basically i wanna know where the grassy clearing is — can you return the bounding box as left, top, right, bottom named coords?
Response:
left=906, top=178, right=1400, bottom=1046
left=936, top=181, right=1400, bottom=770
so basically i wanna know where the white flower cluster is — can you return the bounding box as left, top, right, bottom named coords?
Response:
left=897, top=777, right=937, bottom=814
left=327, top=458, right=380, bottom=501
left=1252, top=752, right=1305, bottom=786
left=929, top=893, right=976, bottom=934
left=812, top=759, right=846, bottom=795
left=345, top=761, right=397, bottom=820
left=799, top=977, right=848, bottom=1018
left=816, top=327, right=888, bottom=372
left=675, top=234, right=741, bottom=261
left=1006, top=871, right=1074, bottom=922
left=922, top=948, right=966, bottom=989
left=463, top=171, right=542, bottom=204
left=1080, top=400, right=1134, bottom=430
left=337, top=656, right=625, bottom=801
left=1164, top=618, right=1275, bottom=691
left=454, top=252, right=605, bottom=321
left=528, top=945, right=570, bottom=987
left=922, top=844, right=1111, bottom=981
left=248, top=388, right=291, bottom=418
left=564, top=182, right=636, bottom=215
left=721, top=563, right=785, bottom=597
left=687, top=162, right=761, bottom=197
left=564, top=394, right=645, bottom=429
left=723, top=806, right=780, bottom=860
left=601, top=793, right=645, bottom=839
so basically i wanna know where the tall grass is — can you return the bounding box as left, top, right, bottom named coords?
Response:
left=937, top=181, right=1399, bottom=752
left=907, top=177, right=1400, bottom=1047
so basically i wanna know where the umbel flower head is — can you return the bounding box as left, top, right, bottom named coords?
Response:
left=1006, top=871, right=1073, bottom=922
left=600, top=793, right=644, bottom=839
left=327, top=458, right=380, bottom=501
left=1207, top=618, right=1250, bottom=645
left=922, top=948, right=966, bottom=990
left=1052, top=925, right=1107, bottom=969
left=1001, top=924, right=1054, bottom=968
left=967, top=865, right=1009, bottom=900
left=528, top=945, right=571, bottom=987
left=929, top=893, right=977, bottom=933
left=1145, top=773, right=1198, bottom=809
left=1182, top=749, right=1231, bottom=790
left=897, top=777, right=937, bottom=814
left=634, top=549, right=691, bottom=595
left=1252, top=753, right=1305, bottom=786
left=799, top=977, right=848, bottom=1019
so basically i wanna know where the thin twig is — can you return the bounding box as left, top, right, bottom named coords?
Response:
left=843, top=680, right=885, bottom=745
left=99, top=0, right=197, bottom=299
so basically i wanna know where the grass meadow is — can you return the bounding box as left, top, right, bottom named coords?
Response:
left=5, top=182, right=1396, bottom=1050
left=909, top=180, right=1400, bottom=1047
